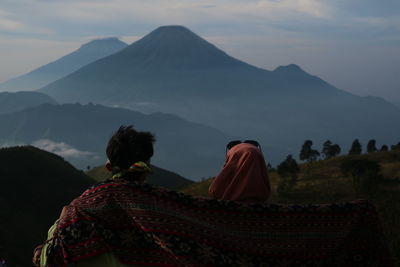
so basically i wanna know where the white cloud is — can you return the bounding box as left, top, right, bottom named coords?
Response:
left=31, top=139, right=98, bottom=160
left=1, top=0, right=332, bottom=28
left=0, top=17, right=25, bottom=31
left=0, top=141, right=24, bottom=148
left=226, top=0, right=331, bottom=20
left=0, top=7, right=53, bottom=34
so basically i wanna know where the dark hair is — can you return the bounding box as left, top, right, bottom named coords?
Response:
left=106, top=125, right=155, bottom=172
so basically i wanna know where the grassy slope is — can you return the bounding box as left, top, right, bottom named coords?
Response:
left=181, top=150, right=400, bottom=263
left=87, top=164, right=194, bottom=190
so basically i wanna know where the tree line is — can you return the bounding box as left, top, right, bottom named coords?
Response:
left=300, top=139, right=400, bottom=162
left=275, top=139, right=400, bottom=197
left=277, top=139, right=400, bottom=171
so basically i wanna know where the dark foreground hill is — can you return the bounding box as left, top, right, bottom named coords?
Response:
left=0, top=146, right=192, bottom=266
left=0, top=38, right=127, bottom=91
left=0, top=146, right=94, bottom=267
left=87, top=164, right=193, bottom=190
left=39, top=25, right=400, bottom=157
left=181, top=149, right=400, bottom=263
left=0, top=103, right=243, bottom=180
left=0, top=91, right=57, bottom=114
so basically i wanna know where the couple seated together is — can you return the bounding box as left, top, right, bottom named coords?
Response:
left=33, top=126, right=393, bottom=267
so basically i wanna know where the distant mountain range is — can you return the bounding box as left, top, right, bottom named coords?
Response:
left=0, top=91, right=57, bottom=114
left=37, top=25, right=400, bottom=155
left=0, top=103, right=241, bottom=180
left=0, top=38, right=127, bottom=91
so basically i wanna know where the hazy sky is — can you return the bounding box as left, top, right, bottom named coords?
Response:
left=1, top=0, right=399, bottom=102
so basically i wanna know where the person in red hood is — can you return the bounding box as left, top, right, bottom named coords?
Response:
left=209, top=141, right=271, bottom=202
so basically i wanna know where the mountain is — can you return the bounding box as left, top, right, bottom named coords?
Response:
left=38, top=26, right=400, bottom=158
left=87, top=164, right=193, bottom=190
left=0, top=146, right=94, bottom=267
left=0, top=103, right=243, bottom=180
left=39, top=26, right=268, bottom=103
left=0, top=38, right=127, bottom=91
left=0, top=91, right=57, bottom=114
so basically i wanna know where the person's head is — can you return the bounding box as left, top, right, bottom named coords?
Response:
left=106, top=125, right=155, bottom=174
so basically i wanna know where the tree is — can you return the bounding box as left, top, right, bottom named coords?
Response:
left=340, top=158, right=382, bottom=197
left=300, top=140, right=312, bottom=161
left=309, top=150, right=320, bottom=162
left=322, top=140, right=332, bottom=159
left=322, top=140, right=341, bottom=159
left=277, top=155, right=299, bottom=185
left=349, top=139, right=362, bottom=155
left=380, top=145, right=389, bottom=152
left=300, top=140, right=320, bottom=162
left=391, top=142, right=400, bottom=151
left=330, top=144, right=341, bottom=157
left=267, top=163, right=275, bottom=172
left=277, top=155, right=300, bottom=197
left=367, top=139, right=377, bottom=153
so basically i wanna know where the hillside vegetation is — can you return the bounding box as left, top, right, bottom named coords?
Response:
left=181, top=150, right=400, bottom=263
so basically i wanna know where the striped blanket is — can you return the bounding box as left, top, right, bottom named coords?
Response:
left=41, top=179, right=393, bottom=266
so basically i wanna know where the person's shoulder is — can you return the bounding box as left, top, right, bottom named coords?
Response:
left=83, top=179, right=130, bottom=194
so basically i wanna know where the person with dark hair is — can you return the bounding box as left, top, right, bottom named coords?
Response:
left=105, top=125, right=155, bottom=184
left=208, top=140, right=271, bottom=202
left=33, top=125, right=155, bottom=267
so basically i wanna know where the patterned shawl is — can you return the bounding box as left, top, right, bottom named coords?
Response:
left=41, top=179, right=393, bottom=267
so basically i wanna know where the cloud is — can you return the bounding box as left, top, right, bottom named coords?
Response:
left=0, top=7, right=53, bottom=34
left=0, top=142, right=24, bottom=148
left=0, top=17, right=25, bottom=31
left=31, top=139, right=98, bottom=160
left=0, top=0, right=396, bottom=41
left=0, top=8, right=26, bottom=31
left=1, top=0, right=332, bottom=29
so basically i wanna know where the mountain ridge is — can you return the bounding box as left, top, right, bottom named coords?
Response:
left=36, top=25, right=400, bottom=161
left=0, top=91, right=57, bottom=114
left=0, top=38, right=127, bottom=91
left=0, top=102, right=240, bottom=179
